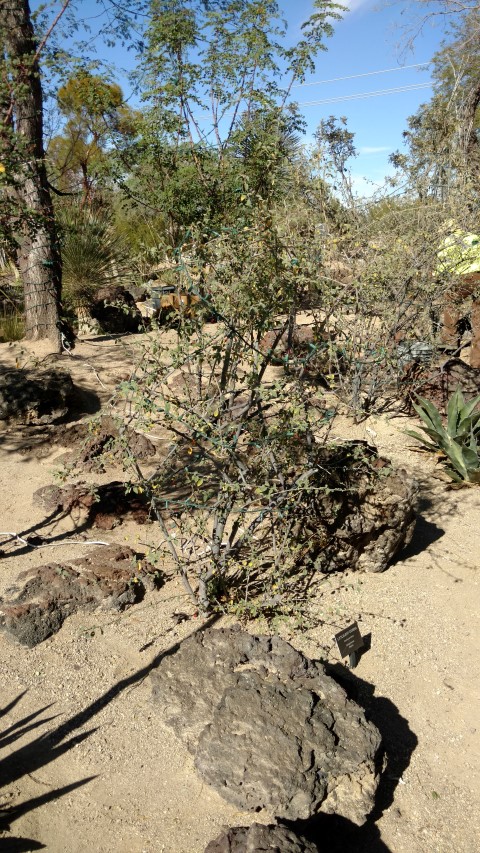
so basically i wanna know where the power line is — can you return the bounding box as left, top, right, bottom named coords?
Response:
left=298, top=82, right=432, bottom=108
left=292, top=61, right=431, bottom=90
left=191, top=81, right=433, bottom=123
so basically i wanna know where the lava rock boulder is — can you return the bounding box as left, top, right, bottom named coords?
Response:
left=151, top=628, right=381, bottom=826
left=0, top=368, right=74, bottom=424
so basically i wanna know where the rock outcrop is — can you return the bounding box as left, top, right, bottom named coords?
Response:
left=204, top=823, right=317, bottom=853
left=415, top=358, right=480, bottom=412
left=33, top=481, right=151, bottom=530
left=90, top=285, right=144, bottom=334
left=286, top=441, right=416, bottom=574
left=58, top=415, right=156, bottom=471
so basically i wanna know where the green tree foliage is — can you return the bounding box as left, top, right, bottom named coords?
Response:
left=49, top=72, right=138, bottom=202
left=315, top=115, right=356, bottom=206
left=119, top=0, right=344, bottom=247
left=392, top=5, right=480, bottom=200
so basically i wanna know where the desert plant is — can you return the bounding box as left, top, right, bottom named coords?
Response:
left=0, top=253, right=24, bottom=342
left=73, top=214, right=352, bottom=614
left=59, top=204, right=131, bottom=311
left=406, top=389, right=480, bottom=483
left=0, top=310, right=24, bottom=342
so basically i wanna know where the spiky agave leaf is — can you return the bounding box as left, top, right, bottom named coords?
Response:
left=407, top=391, right=480, bottom=484
left=59, top=204, right=131, bottom=308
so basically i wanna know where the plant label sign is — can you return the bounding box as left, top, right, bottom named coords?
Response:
left=334, top=622, right=364, bottom=660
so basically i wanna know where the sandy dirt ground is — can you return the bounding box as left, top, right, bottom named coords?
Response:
left=0, top=332, right=479, bottom=853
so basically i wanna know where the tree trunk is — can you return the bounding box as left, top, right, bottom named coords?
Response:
left=2, top=0, right=61, bottom=349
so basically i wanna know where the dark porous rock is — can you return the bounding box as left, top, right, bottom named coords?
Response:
left=205, top=823, right=317, bottom=853
left=59, top=415, right=156, bottom=470
left=259, top=324, right=336, bottom=378
left=33, top=481, right=150, bottom=530
left=413, top=358, right=480, bottom=413
left=288, top=441, right=417, bottom=575
left=151, top=628, right=381, bottom=825
left=90, top=285, right=144, bottom=334
left=0, top=545, right=161, bottom=646
left=0, top=368, right=74, bottom=424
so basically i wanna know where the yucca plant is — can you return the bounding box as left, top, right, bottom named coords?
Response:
left=406, top=389, right=480, bottom=484
left=59, top=204, right=131, bottom=310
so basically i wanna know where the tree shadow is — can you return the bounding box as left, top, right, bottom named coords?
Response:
left=290, top=663, right=418, bottom=852
left=0, top=503, right=95, bottom=561
left=0, top=838, right=45, bottom=851
left=0, top=479, right=152, bottom=562
left=0, top=616, right=219, bottom=848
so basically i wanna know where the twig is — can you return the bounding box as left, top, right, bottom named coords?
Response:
left=0, top=532, right=29, bottom=546
left=0, top=533, right=109, bottom=548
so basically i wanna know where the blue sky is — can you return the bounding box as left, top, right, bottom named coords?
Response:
left=36, top=0, right=451, bottom=195
left=288, top=0, right=447, bottom=194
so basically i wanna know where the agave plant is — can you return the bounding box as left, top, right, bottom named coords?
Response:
left=406, top=389, right=480, bottom=484
left=59, top=204, right=131, bottom=310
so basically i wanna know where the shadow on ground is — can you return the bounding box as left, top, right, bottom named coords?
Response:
left=0, top=616, right=219, bottom=849
left=392, top=513, right=445, bottom=564
left=0, top=690, right=96, bottom=849
left=292, top=663, right=418, bottom=853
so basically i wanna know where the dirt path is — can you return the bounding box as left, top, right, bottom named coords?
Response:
left=0, top=335, right=479, bottom=852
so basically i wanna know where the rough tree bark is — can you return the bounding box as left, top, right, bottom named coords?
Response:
left=1, top=0, right=61, bottom=349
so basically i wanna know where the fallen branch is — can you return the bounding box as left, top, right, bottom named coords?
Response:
left=0, top=533, right=109, bottom=548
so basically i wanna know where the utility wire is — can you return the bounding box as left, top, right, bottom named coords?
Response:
left=191, top=81, right=433, bottom=122
left=299, top=81, right=433, bottom=108
left=291, top=61, right=431, bottom=89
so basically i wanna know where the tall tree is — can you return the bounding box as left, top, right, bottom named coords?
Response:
left=396, top=1, right=480, bottom=196
left=49, top=72, right=137, bottom=203
left=1, top=0, right=147, bottom=346
left=1, top=0, right=62, bottom=349
left=123, top=0, right=344, bottom=245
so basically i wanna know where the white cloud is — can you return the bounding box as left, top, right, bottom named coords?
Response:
left=359, top=146, right=392, bottom=155
left=342, top=0, right=374, bottom=12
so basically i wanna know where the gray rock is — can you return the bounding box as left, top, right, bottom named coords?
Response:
left=415, top=357, right=480, bottom=412
left=90, top=285, right=144, bottom=334
left=0, top=368, right=74, bottom=424
left=204, top=823, right=317, bottom=853
left=32, top=480, right=151, bottom=530
left=151, top=628, right=381, bottom=825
